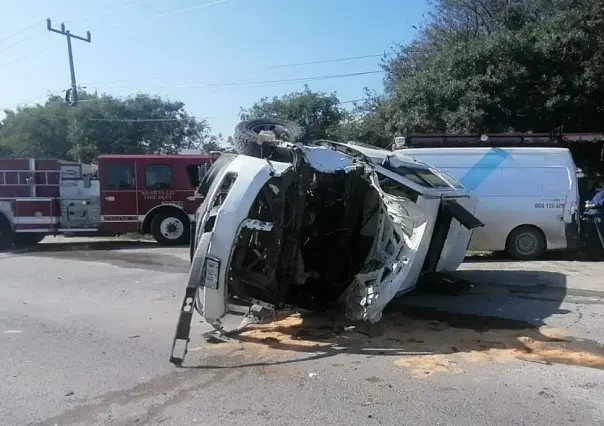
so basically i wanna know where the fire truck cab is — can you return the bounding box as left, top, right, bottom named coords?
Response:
left=0, top=154, right=215, bottom=249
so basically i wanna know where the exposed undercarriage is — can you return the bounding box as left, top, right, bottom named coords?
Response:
left=228, top=146, right=376, bottom=312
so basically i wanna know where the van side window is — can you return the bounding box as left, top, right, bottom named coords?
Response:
left=107, top=164, right=134, bottom=189
left=145, top=164, right=172, bottom=189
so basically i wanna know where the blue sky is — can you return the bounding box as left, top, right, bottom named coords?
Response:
left=0, top=0, right=430, bottom=138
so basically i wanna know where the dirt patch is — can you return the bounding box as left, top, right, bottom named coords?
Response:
left=396, top=354, right=463, bottom=377
left=209, top=307, right=604, bottom=376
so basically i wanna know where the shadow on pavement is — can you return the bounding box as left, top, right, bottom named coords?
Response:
left=182, top=269, right=604, bottom=375
left=6, top=239, right=190, bottom=273
left=464, top=251, right=583, bottom=263
left=9, top=239, right=161, bottom=254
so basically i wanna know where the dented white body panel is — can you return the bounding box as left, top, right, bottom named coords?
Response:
left=189, top=155, right=292, bottom=323
left=339, top=159, right=478, bottom=323
left=344, top=144, right=478, bottom=272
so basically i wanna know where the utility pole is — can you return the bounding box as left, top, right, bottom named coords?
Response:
left=46, top=19, right=91, bottom=105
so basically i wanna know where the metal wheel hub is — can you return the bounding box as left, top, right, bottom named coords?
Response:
left=160, top=217, right=184, bottom=240
left=516, top=232, right=538, bottom=255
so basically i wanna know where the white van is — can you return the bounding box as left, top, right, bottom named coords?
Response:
left=399, top=147, right=580, bottom=259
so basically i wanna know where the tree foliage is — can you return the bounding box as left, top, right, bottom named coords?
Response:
left=240, top=0, right=604, bottom=145
left=0, top=91, right=216, bottom=163
left=239, top=86, right=346, bottom=141
left=379, top=0, right=604, bottom=134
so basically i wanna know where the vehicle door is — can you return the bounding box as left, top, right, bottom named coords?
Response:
left=563, top=156, right=581, bottom=250
left=137, top=162, right=177, bottom=215
left=98, top=159, right=139, bottom=229
left=535, top=165, right=577, bottom=250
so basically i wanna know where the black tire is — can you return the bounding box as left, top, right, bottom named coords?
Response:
left=505, top=226, right=546, bottom=260
left=0, top=215, right=13, bottom=250
left=151, top=209, right=190, bottom=246
left=189, top=220, right=196, bottom=263
left=13, top=233, right=46, bottom=247
left=233, top=118, right=304, bottom=158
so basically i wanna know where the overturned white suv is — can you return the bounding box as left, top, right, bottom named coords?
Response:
left=170, top=119, right=483, bottom=366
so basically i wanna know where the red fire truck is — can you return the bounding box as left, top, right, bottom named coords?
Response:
left=0, top=153, right=216, bottom=249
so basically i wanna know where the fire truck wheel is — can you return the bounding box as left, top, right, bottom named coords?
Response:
left=13, top=233, right=46, bottom=247
left=0, top=215, right=13, bottom=250
left=151, top=210, right=190, bottom=246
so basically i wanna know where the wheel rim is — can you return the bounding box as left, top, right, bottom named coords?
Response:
left=159, top=217, right=184, bottom=240
left=515, top=232, right=538, bottom=255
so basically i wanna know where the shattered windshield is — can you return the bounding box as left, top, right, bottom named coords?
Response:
left=384, top=162, right=451, bottom=189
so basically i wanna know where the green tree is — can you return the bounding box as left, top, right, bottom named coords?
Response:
left=0, top=91, right=218, bottom=163
left=332, top=90, right=394, bottom=148
left=202, top=133, right=223, bottom=153
left=239, top=86, right=346, bottom=141
left=379, top=0, right=604, bottom=133
left=0, top=99, right=72, bottom=158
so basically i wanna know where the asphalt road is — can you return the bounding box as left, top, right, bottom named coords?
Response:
left=1, top=238, right=604, bottom=425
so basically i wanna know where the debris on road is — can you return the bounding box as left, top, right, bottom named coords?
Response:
left=200, top=307, right=604, bottom=376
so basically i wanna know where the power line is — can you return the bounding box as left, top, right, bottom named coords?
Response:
left=0, top=19, right=45, bottom=44
left=171, top=70, right=384, bottom=89
left=90, top=0, right=228, bottom=31
left=14, top=96, right=365, bottom=122
left=268, top=53, right=388, bottom=69
left=81, top=69, right=384, bottom=90
left=17, top=110, right=222, bottom=122
left=74, top=0, right=184, bottom=27
left=0, top=42, right=55, bottom=69
left=77, top=53, right=388, bottom=87
left=10, top=72, right=377, bottom=110
left=0, top=0, right=225, bottom=67
left=1, top=30, right=47, bottom=51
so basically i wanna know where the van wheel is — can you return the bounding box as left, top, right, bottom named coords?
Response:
left=0, top=215, right=13, bottom=250
left=506, top=226, right=546, bottom=260
left=151, top=210, right=190, bottom=246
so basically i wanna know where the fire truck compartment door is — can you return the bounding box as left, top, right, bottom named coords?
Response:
left=60, top=198, right=102, bottom=228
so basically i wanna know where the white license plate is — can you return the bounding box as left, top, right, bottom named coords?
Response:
left=204, top=258, right=220, bottom=290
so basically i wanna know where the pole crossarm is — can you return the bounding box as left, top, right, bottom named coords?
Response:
left=46, top=18, right=91, bottom=106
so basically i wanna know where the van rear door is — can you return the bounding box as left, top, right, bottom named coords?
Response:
left=562, top=152, right=580, bottom=249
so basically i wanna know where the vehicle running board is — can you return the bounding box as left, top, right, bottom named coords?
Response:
left=169, top=287, right=197, bottom=367
left=442, top=199, right=484, bottom=230
left=169, top=298, right=275, bottom=366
